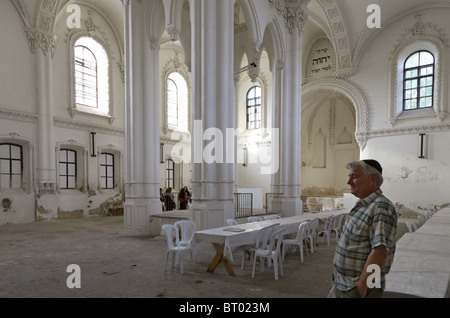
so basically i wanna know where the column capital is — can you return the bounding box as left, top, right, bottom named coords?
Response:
left=268, top=0, right=310, bottom=34
left=25, top=29, right=57, bottom=58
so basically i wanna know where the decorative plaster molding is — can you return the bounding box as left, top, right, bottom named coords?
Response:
left=54, top=117, right=125, bottom=137
left=268, top=0, right=310, bottom=35
left=302, top=76, right=369, bottom=150
left=0, top=108, right=38, bottom=123
left=166, top=25, right=181, bottom=42
left=316, top=0, right=353, bottom=75
left=149, top=37, right=160, bottom=50
left=365, top=122, right=450, bottom=138
left=25, top=29, right=57, bottom=58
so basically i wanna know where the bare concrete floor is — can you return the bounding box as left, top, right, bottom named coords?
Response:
left=0, top=215, right=342, bottom=299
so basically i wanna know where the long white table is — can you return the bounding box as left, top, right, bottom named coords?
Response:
left=193, top=210, right=348, bottom=276
left=385, top=207, right=450, bottom=298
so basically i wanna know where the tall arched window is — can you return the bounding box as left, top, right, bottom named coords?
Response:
left=75, top=45, right=97, bottom=108
left=0, top=144, right=22, bottom=189
left=403, top=51, right=434, bottom=110
left=73, top=37, right=109, bottom=116
left=246, top=86, right=262, bottom=130
left=167, top=72, right=188, bottom=132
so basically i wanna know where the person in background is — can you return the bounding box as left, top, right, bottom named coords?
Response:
left=184, top=186, right=192, bottom=206
left=332, top=159, right=397, bottom=298
left=163, top=187, right=176, bottom=211
left=178, top=186, right=188, bottom=210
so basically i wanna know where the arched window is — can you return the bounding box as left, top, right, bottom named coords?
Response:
left=100, top=153, right=115, bottom=189
left=0, top=143, right=22, bottom=189
left=75, top=45, right=97, bottom=108
left=167, top=78, right=178, bottom=126
left=59, top=149, right=77, bottom=190
left=403, top=51, right=434, bottom=110
left=167, top=72, right=188, bottom=132
left=73, top=37, right=109, bottom=116
left=246, top=86, right=262, bottom=130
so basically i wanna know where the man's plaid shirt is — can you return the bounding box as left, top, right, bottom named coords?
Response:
left=333, top=189, right=397, bottom=291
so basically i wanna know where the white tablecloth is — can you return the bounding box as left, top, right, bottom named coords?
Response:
left=193, top=210, right=348, bottom=263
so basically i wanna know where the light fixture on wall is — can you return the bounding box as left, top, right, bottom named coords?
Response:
left=234, top=62, right=257, bottom=76
left=90, top=132, right=97, bottom=157
left=242, top=146, right=248, bottom=167
left=160, top=143, right=165, bottom=164
left=418, top=133, right=427, bottom=159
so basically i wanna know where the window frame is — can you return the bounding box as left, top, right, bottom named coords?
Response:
left=0, top=143, right=23, bottom=190
left=402, top=50, right=435, bottom=111
left=59, top=149, right=77, bottom=190
left=166, top=159, right=175, bottom=189
left=246, top=86, right=262, bottom=130
left=75, top=45, right=98, bottom=108
left=389, top=38, right=446, bottom=125
left=167, top=77, right=179, bottom=127
left=100, top=152, right=115, bottom=190
left=69, top=33, right=113, bottom=120
left=165, top=71, right=189, bottom=133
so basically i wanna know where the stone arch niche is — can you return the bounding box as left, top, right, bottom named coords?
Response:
left=301, top=83, right=362, bottom=196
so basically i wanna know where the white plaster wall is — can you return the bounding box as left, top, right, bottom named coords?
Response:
left=0, top=1, right=36, bottom=112
left=0, top=192, right=35, bottom=225
left=361, top=132, right=450, bottom=211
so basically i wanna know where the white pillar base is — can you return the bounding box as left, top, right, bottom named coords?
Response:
left=190, top=200, right=234, bottom=230
left=272, top=197, right=303, bottom=217
left=123, top=199, right=163, bottom=236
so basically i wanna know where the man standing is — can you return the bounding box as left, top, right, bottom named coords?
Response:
left=333, top=160, right=397, bottom=298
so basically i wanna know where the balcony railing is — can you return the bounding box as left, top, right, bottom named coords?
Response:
left=233, top=193, right=253, bottom=218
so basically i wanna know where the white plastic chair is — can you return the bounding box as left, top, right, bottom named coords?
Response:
left=405, top=221, right=417, bottom=233
left=317, top=215, right=334, bottom=246
left=331, top=213, right=346, bottom=241
left=418, top=214, right=427, bottom=226
left=241, top=223, right=279, bottom=270
left=264, top=215, right=281, bottom=220
left=281, top=221, right=308, bottom=262
left=305, top=218, right=319, bottom=253
left=174, top=220, right=197, bottom=261
left=161, top=224, right=195, bottom=274
left=226, top=219, right=239, bottom=226
left=248, top=216, right=263, bottom=223
left=252, top=228, right=286, bottom=280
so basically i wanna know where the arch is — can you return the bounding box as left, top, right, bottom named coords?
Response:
left=302, top=77, right=369, bottom=150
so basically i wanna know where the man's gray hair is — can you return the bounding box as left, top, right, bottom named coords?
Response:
left=346, top=160, right=384, bottom=186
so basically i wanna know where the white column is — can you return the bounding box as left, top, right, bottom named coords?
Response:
left=270, top=2, right=308, bottom=217
left=123, top=0, right=162, bottom=235
left=189, top=0, right=235, bottom=229
left=30, top=31, right=56, bottom=194
left=280, top=28, right=303, bottom=216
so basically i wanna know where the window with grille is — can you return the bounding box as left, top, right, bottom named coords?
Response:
left=72, top=37, right=109, bottom=117
left=403, top=51, right=434, bottom=110
left=100, top=153, right=114, bottom=189
left=166, top=159, right=174, bottom=189
left=0, top=144, right=22, bottom=189
left=246, top=86, right=262, bottom=130
left=59, top=149, right=77, bottom=189
left=75, top=45, right=97, bottom=108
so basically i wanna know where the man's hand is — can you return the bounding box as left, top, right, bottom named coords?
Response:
left=357, top=245, right=388, bottom=298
